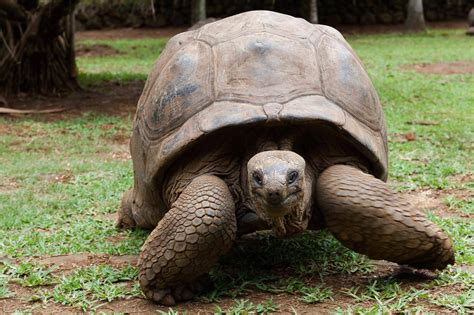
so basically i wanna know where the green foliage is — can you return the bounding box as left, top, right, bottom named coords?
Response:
left=0, top=275, right=13, bottom=299
left=428, top=213, right=474, bottom=264
left=1, top=261, right=55, bottom=287
left=36, top=264, right=140, bottom=310
left=444, top=195, right=474, bottom=216
left=429, top=289, right=474, bottom=315
left=214, top=299, right=279, bottom=314
left=157, top=308, right=186, bottom=315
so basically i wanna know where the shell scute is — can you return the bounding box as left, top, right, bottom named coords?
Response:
left=143, top=41, right=213, bottom=139
left=213, top=33, right=321, bottom=104
left=318, top=35, right=382, bottom=131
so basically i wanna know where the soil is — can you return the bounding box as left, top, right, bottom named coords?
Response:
left=407, top=188, right=473, bottom=219
left=0, top=178, right=19, bottom=194
left=75, top=27, right=187, bottom=41
left=0, top=283, right=78, bottom=314
left=1, top=80, right=141, bottom=119
left=403, top=61, right=474, bottom=75
left=36, top=254, right=138, bottom=272
left=76, top=43, right=122, bottom=57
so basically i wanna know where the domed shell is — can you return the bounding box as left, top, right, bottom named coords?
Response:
left=131, top=10, right=388, bottom=212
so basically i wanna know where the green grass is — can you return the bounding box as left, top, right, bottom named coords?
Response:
left=214, top=299, right=279, bottom=314
left=1, top=261, right=55, bottom=287
left=1, top=27, right=473, bottom=312
left=349, top=30, right=473, bottom=191
left=76, top=38, right=168, bottom=85
left=35, top=264, right=140, bottom=310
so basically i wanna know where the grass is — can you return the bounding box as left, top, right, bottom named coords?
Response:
left=1, top=261, right=55, bottom=287
left=1, top=27, right=473, bottom=312
left=214, top=299, right=280, bottom=314
left=35, top=264, right=140, bottom=310
left=350, top=31, right=474, bottom=191
left=77, top=39, right=168, bottom=85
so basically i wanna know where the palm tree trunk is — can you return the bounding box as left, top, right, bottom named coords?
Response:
left=309, top=0, right=318, bottom=24
left=405, top=0, right=426, bottom=32
left=191, top=0, right=206, bottom=24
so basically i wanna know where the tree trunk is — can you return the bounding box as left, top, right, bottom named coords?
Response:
left=309, top=0, right=318, bottom=24
left=405, top=0, right=426, bottom=32
left=0, top=0, right=80, bottom=95
left=190, top=0, right=206, bottom=25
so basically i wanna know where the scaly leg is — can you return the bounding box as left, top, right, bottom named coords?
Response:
left=139, top=175, right=236, bottom=305
left=316, top=165, right=454, bottom=270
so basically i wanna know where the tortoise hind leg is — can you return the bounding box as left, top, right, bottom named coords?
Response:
left=116, top=188, right=159, bottom=230
left=316, top=165, right=454, bottom=270
left=139, top=175, right=237, bottom=305
left=116, top=189, right=137, bottom=229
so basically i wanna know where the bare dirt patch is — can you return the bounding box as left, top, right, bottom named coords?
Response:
left=403, top=61, right=474, bottom=75
left=448, top=173, right=474, bottom=185
left=406, top=188, right=473, bottom=218
left=0, top=178, right=19, bottom=194
left=1, top=81, right=142, bottom=120
left=76, top=43, right=122, bottom=57
left=76, top=27, right=187, bottom=41
left=95, top=212, right=118, bottom=223
left=99, top=143, right=131, bottom=161
left=0, top=283, right=77, bottom=314
left=42, top=171, right=75, bottom=184
left=389, top=132, right=416, bottom=143
left=408, top=189, right=445, bottom=211
left=36, top=253, right=138, bottom=272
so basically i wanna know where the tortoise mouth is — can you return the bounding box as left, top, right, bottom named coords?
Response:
left=260, top=192, right=299, bottom=218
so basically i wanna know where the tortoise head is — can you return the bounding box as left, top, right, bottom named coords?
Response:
left=247, top=151, right=309, bottom=235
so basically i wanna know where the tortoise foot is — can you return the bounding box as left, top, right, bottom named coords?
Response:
left=144, top=275, right=212, bottom=305
left=138, top=175, right=236, bottom=305
left=144, top=286, right=192, bottom=305
left=116, top=189, right=136, bottom=229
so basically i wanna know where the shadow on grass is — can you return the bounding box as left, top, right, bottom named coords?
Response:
left=205, top=230, right=373, bottom=302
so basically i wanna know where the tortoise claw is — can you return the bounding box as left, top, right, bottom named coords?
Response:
left=144, top=283, right=199, bottom=305
left=161, top=293, right=176, bottom=306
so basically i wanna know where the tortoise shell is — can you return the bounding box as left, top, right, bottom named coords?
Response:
left=130, top=11, right=388, bottom=216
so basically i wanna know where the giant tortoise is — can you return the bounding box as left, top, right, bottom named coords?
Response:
left=117, top=11, right=454, bottom=305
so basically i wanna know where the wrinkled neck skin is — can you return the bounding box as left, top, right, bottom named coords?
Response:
left=269, top=169, right=313, bottom=238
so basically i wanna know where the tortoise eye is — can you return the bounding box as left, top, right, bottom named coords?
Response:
left=287, top=171, right=299, bottom=184
left=252, top=172, right=263, bottom=186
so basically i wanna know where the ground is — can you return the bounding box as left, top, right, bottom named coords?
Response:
left=0, top=21, right=473, bottom=314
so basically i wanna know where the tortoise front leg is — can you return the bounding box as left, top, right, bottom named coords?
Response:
left=316, top=165, right=454, bottom=270
left=139, top=175, right=236, bottom=305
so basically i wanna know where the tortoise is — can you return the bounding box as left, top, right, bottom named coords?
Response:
left=117, top=11, right=455, bottom=305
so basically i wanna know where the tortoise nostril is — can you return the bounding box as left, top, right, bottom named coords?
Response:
left=266, top=190, right=284, bottom=205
